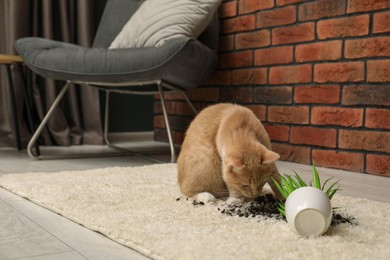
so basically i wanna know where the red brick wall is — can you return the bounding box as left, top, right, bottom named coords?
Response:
left=154, top=0, right=390, bottom=177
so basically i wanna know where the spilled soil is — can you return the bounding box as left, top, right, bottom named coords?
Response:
left=181, top=194, right=357, bottom=226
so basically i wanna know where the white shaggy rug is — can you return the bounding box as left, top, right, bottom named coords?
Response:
left=1, top=164, right=390, bottom=260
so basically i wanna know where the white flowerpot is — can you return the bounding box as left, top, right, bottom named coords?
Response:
left=285, top=187, right=332, bottom=237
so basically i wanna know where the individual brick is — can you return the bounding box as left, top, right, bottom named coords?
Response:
left=347, top=0, right=390, bottom=13
left=264, top=124, right=290, bottom=142
left=219, top=51, right=253, bottom=68
left=232, top=68, right=267, bottom=85
left=223, top=15, right=256, bottom=34
left=271, top=142, right=311, bottom=164
left=294, top=85, right=340, bottom=104
left=299, top=0, right=346, bottom=21
left=254, top=46, right=293, bottom=66
left=160, top=92, right=184, bottom=101
left=314, top=62, right=364, bottom=83
left=269, top=64, right=312, bottom=85
left=290, top=126, right=337, bottom=148
left=345, top=36, right=390, bottom=59
left=342, top=85, right=390, bottom=106
left=256, top=5, right=296, bottom=28
left=272, top=22, right=315, bottom=45
left=239, top=0, right=274, bottom=14
left=317, top=15, right=369, bottom=39
left=154, top=115, right=166, bottom=128
left=235, top=30, right=270, bottom=49
left=312, top=150, right=364, bottom=172
left=219, top=87, right=253, bottom=103
left=296, top=40, right=342, bottom=62
left=339, top=129, right=390, bottom=153
left=154, top=101, right=176, bottom=114
left=220, top=1, right=237, bottom=18
left=366, top=154, right=390, bottom=177
left=254, top=86, right=292, bottom=104
left=247, top=105, right=267, bottom=121
left=373, top=11, right=390, bottom=33
left=268, top=106, right=309, bottom=124
left=365, top=108, right=390, bottom=129
left=367, top=60, right=390, bottom=82
left=311, top=107, right=363, bottom=127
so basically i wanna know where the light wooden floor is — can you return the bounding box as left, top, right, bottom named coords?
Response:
left=1, top=133, right=389, bottom=260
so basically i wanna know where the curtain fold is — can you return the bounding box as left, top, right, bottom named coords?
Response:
left=0, top=0, right=104, bottom=148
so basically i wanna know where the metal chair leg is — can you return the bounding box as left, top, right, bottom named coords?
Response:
left=158, top=82, right=176, bottom=163
left=27, top=82, right=70, bottom=158
left=5, top=64, right=21, bottom=150
left=18, top=63, right=40, bottom=155
left=103, top=90, right=110, bottom=145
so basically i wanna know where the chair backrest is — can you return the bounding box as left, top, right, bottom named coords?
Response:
left=93, top=0, right=219, bottom=52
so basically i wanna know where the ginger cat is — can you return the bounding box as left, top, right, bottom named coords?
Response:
left=177, top=103, right=283, bottom=204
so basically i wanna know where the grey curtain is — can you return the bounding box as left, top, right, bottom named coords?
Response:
left=0, top=0, right=104, bottom=148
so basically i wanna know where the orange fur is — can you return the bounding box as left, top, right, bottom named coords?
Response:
left=177, top=103, right=283, bottom=203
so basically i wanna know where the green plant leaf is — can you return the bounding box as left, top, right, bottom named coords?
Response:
left=312, top=162, right=321, bottom=189
left=278, top=207, right=285, bottom=217
left=276, top=201, right=286, bottom=217
left=286, top=175, right=300, bottom=189
left=281, top=175, right=294, bottom=194
left=272, top=177, right=288, bottom=199
left=321, top=176, right=335, bottom=191
left=328, top=187, right=340, bottom=200
left=325, top=180, right=341, bottom=197
left=292, top=171, right=307, bottom=187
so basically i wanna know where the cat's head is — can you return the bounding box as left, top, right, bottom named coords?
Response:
left=222, top=143, right=279, bottom=199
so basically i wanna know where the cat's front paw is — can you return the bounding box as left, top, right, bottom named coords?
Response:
left=193, top=192, right=216, bottom=203
left=227, top=197, right=243, bottom=205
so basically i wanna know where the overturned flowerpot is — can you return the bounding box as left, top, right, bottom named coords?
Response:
left=285, top=187, right=332, bottom=237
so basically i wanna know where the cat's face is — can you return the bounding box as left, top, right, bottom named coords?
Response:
left=223, top=162, right=271, bottom=198
left=222, top=144, right=280, bottom=199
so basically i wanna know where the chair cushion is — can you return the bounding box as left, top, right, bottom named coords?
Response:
left=109, top=0, right=222, bottom=48
left=15, top=37, right=217, bottom=89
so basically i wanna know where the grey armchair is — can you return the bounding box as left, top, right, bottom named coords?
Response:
left=15, top=0, right=219, bottom=162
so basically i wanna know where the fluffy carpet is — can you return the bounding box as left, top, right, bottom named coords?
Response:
left=1, top=164, right=389, bottom=259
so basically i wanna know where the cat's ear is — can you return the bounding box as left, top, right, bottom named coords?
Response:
left=261, top=149, right=280, bottom=165
left=225, top=154, right=245, bottom=174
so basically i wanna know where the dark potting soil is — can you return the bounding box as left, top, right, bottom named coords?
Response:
left=220, top=194, right=357, bottom=226
left=219, top=194, right=285, bottom=220
left=218, top=194, right=285, bottom=221
left=178, top=194, right=357, bottom=226
left=331, top=211, right=357, bottom=226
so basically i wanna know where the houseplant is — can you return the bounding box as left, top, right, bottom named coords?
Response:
left=272, top=163, right=341, bottom=236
